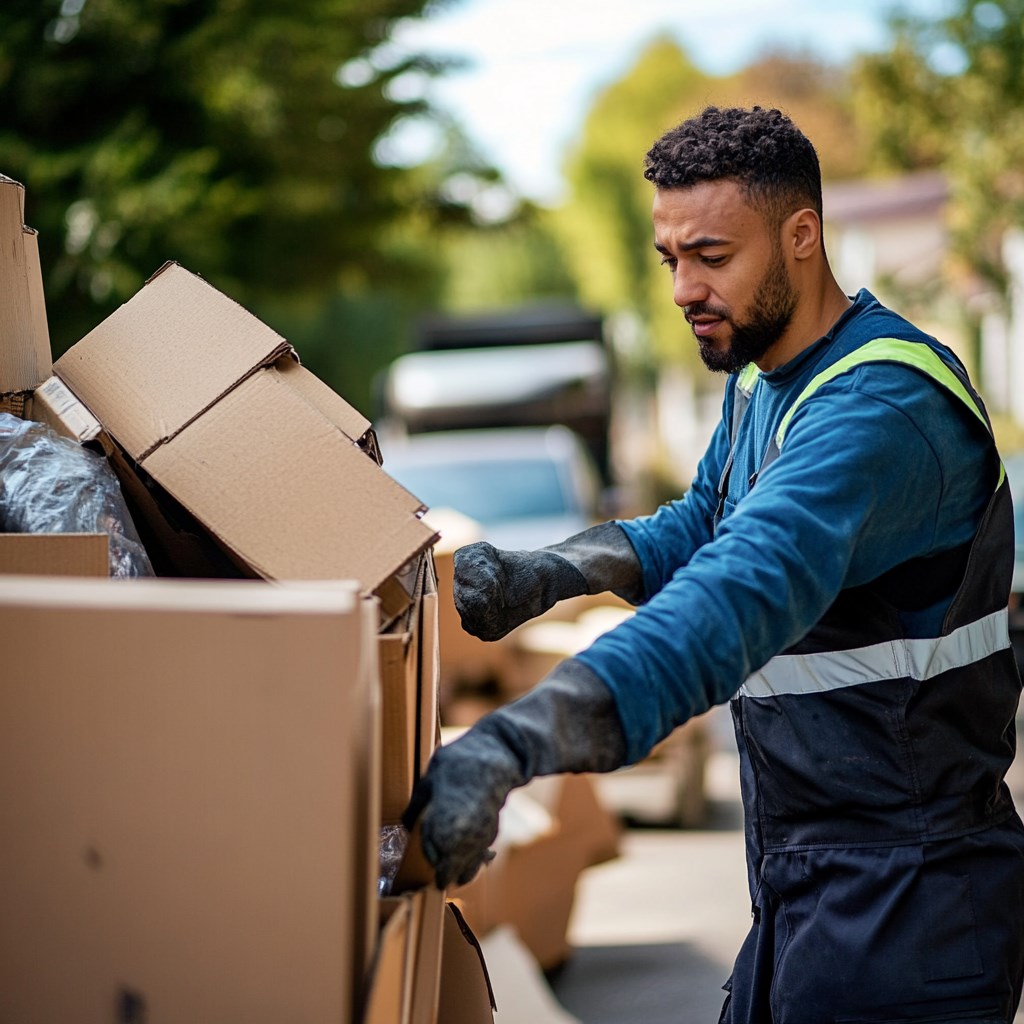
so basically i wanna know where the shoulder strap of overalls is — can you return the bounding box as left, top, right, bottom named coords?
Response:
left=714, top=362, right=762, bottom=526
left=774, top=337, right=1003, bottom=485
left=716, top=338, right=1002, bottom=526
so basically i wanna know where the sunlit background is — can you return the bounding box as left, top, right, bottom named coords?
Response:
left=5, top=4, right=1024, bottom=1020
left=6, top=0, right=1022, bottom=508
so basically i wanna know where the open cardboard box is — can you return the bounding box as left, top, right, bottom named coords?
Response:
left=52, top=261, right=437, bottom=621
left=365, top=893, right=495, bottom=1024
left=0, top=574, right=381, bottom=1024
left=38, top=259, right=443, bottom=826
left=0, top=191, right=486, bottom=1023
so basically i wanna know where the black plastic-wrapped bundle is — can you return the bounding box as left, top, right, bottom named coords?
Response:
left=0, top=412, right=154, bottom=578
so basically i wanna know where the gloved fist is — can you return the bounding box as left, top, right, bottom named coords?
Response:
left=402, top=718, right=526, bottom=889
left=453, top=541, right=587, bottom=641
left=403, top=659, right=631, bottom=889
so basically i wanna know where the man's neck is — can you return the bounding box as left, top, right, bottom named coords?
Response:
left=756, top=279, right=852, bottom=372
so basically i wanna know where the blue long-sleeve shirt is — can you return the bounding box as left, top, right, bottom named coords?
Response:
left=577, top=290, right=996, bottom=764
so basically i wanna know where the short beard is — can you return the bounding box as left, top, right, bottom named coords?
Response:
left=693, top=252, right=798, bottom=374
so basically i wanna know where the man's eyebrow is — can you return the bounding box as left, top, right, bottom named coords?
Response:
left=654, top=236, right=730, bottom=254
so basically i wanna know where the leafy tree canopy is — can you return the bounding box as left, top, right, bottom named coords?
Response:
left=0, top=0, right=479, bottom=358
left=853, top=0, right=1024, bottom=294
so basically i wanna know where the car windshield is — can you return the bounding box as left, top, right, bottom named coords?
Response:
left=388, top=457, right=569, bottom=526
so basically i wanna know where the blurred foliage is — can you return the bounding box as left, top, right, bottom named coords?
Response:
left=0, top=0, right=504, bottom=411
left=7, top=1, right=1019, bottom=422
left=551, top=35, right=869, bottom=371
left=853, top=0, right=1024, bottom=298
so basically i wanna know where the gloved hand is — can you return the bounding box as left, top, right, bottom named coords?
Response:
left=454, top=520, right=643, bottom=642
left=403, top=658, right=629, bottom=889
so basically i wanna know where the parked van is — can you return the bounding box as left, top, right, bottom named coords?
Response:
left=377, top=303, right=613, bottom=483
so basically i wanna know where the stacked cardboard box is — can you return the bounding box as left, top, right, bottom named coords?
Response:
left=0, top=574, right=381, bottom=1023
left=0, top=174, right=51, bottom=416
left=0, top=175, right=494, bottom=1023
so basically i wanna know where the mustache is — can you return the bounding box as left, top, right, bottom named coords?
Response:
left=685, top=302, right=731, bottom=321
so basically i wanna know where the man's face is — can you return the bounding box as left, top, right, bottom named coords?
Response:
left=652, top=180, right=798, bottom=374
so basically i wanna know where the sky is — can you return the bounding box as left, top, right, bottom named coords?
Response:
left=384, top=0, right=951, bottom=204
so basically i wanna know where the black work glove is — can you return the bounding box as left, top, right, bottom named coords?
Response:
left=402, top=659, right=629, bottom=889
left=454, top=520, right=643, bottom=642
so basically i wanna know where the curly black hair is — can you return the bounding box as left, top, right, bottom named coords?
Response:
left=643, top=106, right=822, bottom=227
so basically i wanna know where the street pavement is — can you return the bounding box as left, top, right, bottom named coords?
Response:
left=543, top=706, right=1024, bottom=1024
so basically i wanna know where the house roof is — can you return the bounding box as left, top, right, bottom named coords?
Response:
left=823, top=170, right=949, bottom=224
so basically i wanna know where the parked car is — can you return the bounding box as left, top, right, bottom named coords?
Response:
left=380, top=424, right=602, bottom=551
left=376, top=303, right=614, bottom=484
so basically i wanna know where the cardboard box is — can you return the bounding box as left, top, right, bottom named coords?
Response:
left=0, top=575, right=380, bottom=1024
left=52, top=262, right=437, bottom=608
left=364, top=891, right=490, bottom=1024
left=0, top=532, right=108, bottom=577
left=365, top=897, right=416, bottom=1024
left=0, top=173, right=51, bottom=395
left=365, top=886, right=445, bottom=1024
left=379, top=553, right=441, bottom=824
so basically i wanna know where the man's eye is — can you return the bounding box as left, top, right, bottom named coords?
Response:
left=701, top=255, right=726, bottom=267
left=660, top=255, right=677, bottom=270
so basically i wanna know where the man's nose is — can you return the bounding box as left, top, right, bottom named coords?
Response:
left=673, top=268, right=708, bottom=309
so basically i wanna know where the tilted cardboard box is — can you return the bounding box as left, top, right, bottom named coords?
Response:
left=53, top=261, right=437, bottom=610
left=0, top=575, right=380, bottom=1024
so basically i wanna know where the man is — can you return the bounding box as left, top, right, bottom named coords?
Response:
left=403, top=106, right=1024, bottom=1022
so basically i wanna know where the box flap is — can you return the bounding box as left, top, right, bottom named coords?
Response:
left=364, top=899, right=414, bottom=1024
left=54, top=262, right=292, bottom=460
left=478, top=926, right=580, bottom=1024
left=140, top=368, right=437, bottom=590
left=438, top=902, right=496, bottom=1023
left=0, top=174, right=51, bottom=393
left=271, top=359, right=372, bottom=445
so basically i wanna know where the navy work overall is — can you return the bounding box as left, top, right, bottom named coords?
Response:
left=717, top=341, right=1024, bottom=1024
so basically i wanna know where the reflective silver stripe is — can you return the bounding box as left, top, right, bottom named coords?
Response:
left=737, top=608, right=1011, bottom=699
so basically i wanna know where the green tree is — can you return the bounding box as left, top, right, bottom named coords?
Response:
left=553, top=36, right=712, bottom=367
left=0, top=0, right=484, bottom=405
left=853, top=0, right=1024, bottom=294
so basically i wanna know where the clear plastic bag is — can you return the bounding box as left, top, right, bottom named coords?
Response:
left=378, top=823, right=409, bottom=897
left=0, top=412, right=154, bottom=578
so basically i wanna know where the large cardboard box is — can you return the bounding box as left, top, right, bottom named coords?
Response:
left=0, top=173, right=51, bottom=396
left=0, top=532, right=108, bottom=576
left=0, top=575, right=380, bottom=1024
left=52, top=262, right=437, bottom=608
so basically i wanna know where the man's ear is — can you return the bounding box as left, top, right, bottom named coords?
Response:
left=785, top=208, right=821, bottom=261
